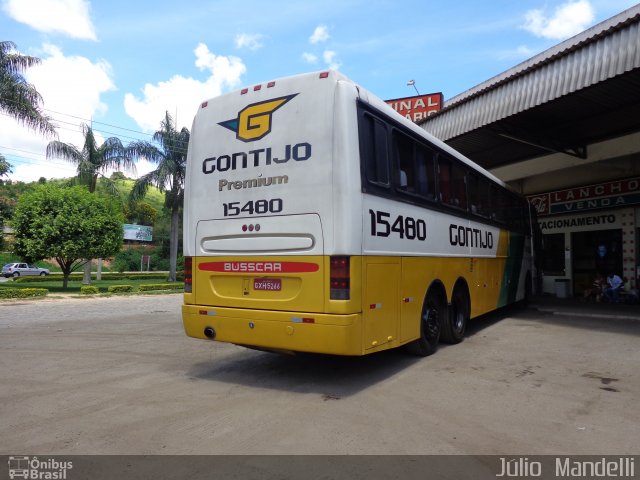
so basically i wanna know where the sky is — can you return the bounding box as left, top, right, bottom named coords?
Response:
left=1, top=0, right=638, bottom=182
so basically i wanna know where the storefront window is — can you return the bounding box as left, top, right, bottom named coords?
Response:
left=542, top=233, right=565, bottom=275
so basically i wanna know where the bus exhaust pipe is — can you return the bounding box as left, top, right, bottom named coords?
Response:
left=204, top=326, right=216, bottom=339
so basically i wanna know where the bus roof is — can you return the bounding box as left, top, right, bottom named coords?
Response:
left=197, top=69, right=513, bottom=193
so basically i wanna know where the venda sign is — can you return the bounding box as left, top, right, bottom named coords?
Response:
left=385, top=93, right=443, bottom=123
left=528, top=177, right=640, bottom=216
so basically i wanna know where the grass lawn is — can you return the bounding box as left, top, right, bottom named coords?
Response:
left=0, top=276, right=183, bottom=294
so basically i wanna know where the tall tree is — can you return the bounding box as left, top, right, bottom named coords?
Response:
left=46, top=124, right=135, bottom=283
left=0, top=153, right=11, bottom=178
left=0, top=40, right=56, bottom=137
left=0, top=153, right=10, bottom=248
left=46, top=123, right=135, bottom=193
left=127, top=112, right=189, bottom=282
left=12, top=184, right=124, bottom=289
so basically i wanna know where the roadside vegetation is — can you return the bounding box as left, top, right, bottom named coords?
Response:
left=1, top=40, right=187, bottom=284
left=0, top=274, right=183, bottom=296
left=13, top=184, right=124, bottom=288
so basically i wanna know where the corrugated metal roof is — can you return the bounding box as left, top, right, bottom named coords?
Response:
left=422, top=5, right=640, bottom=141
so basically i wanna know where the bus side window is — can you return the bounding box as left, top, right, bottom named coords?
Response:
left=469, top=175, right=493, bottom=218
left=468, top=174, right=479, bottom=214
left=416, top=145, right=435, bottom=201
left=479, top=179, right=492, bottom=218
left=488, top=185, right=500, bottom=221
left=510, top=196, right=525, bottom=233
left=362, top=114, right=390, bottom=186
left=452, top=163, right=467, bottom=210
left=438, top=157, right=452, bottom=205
left=439, top=156, right=467, bottom=209
left=393, top=130, right=414, bottom=192
left=492, top=188, right=509, bottom=223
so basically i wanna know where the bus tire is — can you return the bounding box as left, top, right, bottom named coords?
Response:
left=441, top=286, right=469, bottom=344
left=406, top=290, right=443, bottom=357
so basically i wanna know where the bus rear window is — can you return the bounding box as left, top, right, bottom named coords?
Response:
left=361, top=113, right=389, bottom=186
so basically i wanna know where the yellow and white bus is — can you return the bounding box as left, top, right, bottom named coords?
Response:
left=182, top=71, right=535, bottom=356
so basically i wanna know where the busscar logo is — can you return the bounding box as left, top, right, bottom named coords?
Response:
left=218, top=94, right=297, bottom=142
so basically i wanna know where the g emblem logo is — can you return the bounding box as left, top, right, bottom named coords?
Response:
left=219, top=94, right=298, bottom=142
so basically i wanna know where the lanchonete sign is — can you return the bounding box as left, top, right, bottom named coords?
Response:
left=527, top=177, right=640, bottom=216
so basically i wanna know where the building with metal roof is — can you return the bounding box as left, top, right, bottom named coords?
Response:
left=421, top=4, right=640, bottom=297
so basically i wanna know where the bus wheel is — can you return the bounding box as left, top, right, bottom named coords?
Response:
left=441, top=288, right=468, bottom=344
left=406, top=291, right=443, bottom=356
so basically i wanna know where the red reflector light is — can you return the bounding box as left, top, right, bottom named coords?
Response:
left=319, top=71, right=329, bottom=78
left=267, top=81, right=275, bottom=88
left=302, top=318, right=315, bottom=324
left=201, top=101, right=208, bottom=108
left=254, top=85, right=261, bottom=91
left=330, top=256, right=350, bottom=300
left=241, top=88, right=248, bottom=94
left=184, top=256, right=193, bottom=293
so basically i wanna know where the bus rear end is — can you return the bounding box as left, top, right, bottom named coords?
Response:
left=182, top=71, right=364, bottom=355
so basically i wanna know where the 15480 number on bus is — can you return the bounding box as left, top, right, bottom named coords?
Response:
left=369, top=209, right=426, bottom=240
left=223, top=198, right=283, bottom=217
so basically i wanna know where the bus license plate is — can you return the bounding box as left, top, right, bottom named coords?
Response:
left=253, top=278, right=282, bottom=291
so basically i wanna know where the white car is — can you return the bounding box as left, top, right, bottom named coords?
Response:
left=2, top=263, right=50, bottom=278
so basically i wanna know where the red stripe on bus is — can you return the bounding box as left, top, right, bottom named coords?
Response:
left=198, top=261, right=319, bottom=273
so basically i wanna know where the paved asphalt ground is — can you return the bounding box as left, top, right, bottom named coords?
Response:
left=0, top=294, right=638, bottom=455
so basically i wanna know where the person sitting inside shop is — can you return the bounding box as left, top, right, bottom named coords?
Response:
left=603, top=272, right=624, bottom=303
left=583, top=273, right=605, bottom=302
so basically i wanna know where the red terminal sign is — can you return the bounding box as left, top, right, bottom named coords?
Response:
left=385, top=93, right=443, bottom=123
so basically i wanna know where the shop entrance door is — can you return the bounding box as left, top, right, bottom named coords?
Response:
left=571, top=229, right=622, bottom=296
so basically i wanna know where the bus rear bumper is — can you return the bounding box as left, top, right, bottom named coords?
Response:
left=182, top=304, right=364, bottom=356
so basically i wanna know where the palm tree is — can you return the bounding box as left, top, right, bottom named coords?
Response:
left=0, top=152, right=10, bottom=247
left=46, top=123, right=135, bottom=283
left=0, top=152, right=11, bottom=178
left=0, top=41, right=56, bottom=137
left=127, top=112, right=189, bottom=282
left=46, top=123, right=135, bottom=193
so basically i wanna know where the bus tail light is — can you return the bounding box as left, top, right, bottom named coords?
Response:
left=184, top=256, right=193, bottom=293
left=330, top=256, right=350, bottom=300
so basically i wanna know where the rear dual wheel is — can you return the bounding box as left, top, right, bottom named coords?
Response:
left=406, top=291, right=444, bottom=356
left=441, top=288, right=469, bottom=344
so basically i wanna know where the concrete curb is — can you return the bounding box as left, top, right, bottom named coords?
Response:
left=532, top=305, right=640, bottom=322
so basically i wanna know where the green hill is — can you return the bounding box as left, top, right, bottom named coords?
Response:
left=109, top=178, right=166, bottom=212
